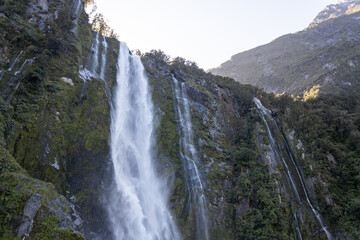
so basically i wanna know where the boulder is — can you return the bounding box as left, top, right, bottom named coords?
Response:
left=16, top=194, right=44, bottom=238
left=61, top=77, right=75, bottom=86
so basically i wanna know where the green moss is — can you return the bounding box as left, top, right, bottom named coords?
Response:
left=31, top=216, right=83, bottom=240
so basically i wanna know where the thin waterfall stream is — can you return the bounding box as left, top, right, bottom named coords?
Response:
left=100, top=36, right=108, bottom=80
left=91, top=32, right=100, bottom=74
left=71, top=0, right=82, bottom=35
left=107, top=42, right=180, bottom=240
left=254, top=97, right=333, bottom=240
left=100, top=35, right=111, bottom=100
left=173, top=77, right=209, bottom=240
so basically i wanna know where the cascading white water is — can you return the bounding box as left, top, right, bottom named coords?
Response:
left=0, top=51, right=24, bottom=82
left=173, top=77, right=209, bottom=240
left=91, top=32, right=100, bottom=74
left=107, top=42, right=180, bottom=240
left=100, top=36, right=108, bottom=80
left=99, top=36, right=111, bottom=100
left=2, top=58, right=34, bottom=103
left=254, top=98, right=302, bottom=203
left=71, top=0, right=82, bottom=35
left=8, top=51, right=23, bottom=72
left=253, top=97, right=332, bottom=240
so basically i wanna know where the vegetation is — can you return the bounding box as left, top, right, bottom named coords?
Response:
left=0, top=0, right=118, bottom=238
left=1, top=0, right=359, bottom=239
left=264, top=89, right=360, bottom=238
left=210, top=8, right=360, bottom=97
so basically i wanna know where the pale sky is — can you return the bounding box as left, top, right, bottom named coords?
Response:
left=94, top=0, right=339, bottom=69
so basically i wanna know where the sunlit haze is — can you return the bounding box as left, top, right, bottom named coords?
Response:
left=94, top=0, right=339, bottom=69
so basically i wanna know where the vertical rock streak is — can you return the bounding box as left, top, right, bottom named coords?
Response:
left=107, top=42, right=179, bottom=240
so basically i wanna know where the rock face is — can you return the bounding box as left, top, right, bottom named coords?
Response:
left=16, top=194, right=43, bottom=238
left=0, top=0, right=117, bottom=238
left=210, top=1, right=360, bottom=96
left=1, top=0, right=359, bottom=239
left=309, top=1, right=360, bottom=28
left=61, top=77, right=75, bottom=86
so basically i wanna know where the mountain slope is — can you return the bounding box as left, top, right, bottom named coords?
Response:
left=0, top=0, right=359, bottom=239
left=210, top=1, right=360, bottom=96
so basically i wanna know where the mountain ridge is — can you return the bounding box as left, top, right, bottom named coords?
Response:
left=210, top=1, right=360, bottom=96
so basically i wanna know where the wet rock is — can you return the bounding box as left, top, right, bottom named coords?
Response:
left=61, top=77, right=75, bottom=86
left=27, top=0, right=65, bottom=31
left=198, top=138, right=207, bottom=147
left=46, top=198, right=83, bottom=233
left=327, top=153, right=337, bottom=164
left=38, top=0, right=49, bottom=12
left=185, top=84, right=208, bottom=107
left=16, top=194, right=44, bottom=238
left=236, top=199, right=250, bottom=218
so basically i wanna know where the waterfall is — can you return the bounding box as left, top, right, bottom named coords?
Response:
left=254, top=98, right=302, bottom=203
left=0, top=51, right=24, bottom=83
left=2, top=58, right=34, bottom=103
left=91, top=32, right=100, bottom=74
left=100, top=36, right=108, bottom=80
left=99, top=36, right=111, bottom=100
left=294, top=210, right=303, bottom=240
left=107, top=42, right=180, bottom=240
left=71, top=0, right=83, bottom=35
left=254, top=98, right=332, bottom=240
left=173, top=77, right=209, bottom=240
left=8, top=51, right=24, bottom=72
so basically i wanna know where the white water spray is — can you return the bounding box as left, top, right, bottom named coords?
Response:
left=107, top=42, right=180, bottom=240
left=173, top=77, right=209, bottom=240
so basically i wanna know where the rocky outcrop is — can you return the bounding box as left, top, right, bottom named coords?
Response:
left=27, top=0, right=66, bottom=31
left=309, top=0, right=360, bottom=28
left=16, top=194, right=43, bottom=238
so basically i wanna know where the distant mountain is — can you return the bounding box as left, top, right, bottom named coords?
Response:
left=210, top=1, right=360, bottom=96
left=310, top=0, right=360, bottom=28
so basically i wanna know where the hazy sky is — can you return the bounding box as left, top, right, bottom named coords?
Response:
left=94, top=0, right=339, bottom=69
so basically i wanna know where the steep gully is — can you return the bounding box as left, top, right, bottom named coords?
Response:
left=254, top=98, right=332, bottom=240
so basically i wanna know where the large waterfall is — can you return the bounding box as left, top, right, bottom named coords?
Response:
left=254, top=98, right=332, bottom=240
left=107, top=42, right=180, bottom=240
left=173, top=77, right=209, bottom=240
